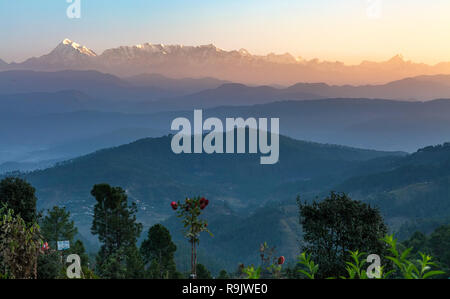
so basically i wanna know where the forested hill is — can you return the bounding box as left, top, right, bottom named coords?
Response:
left=337, top=143, right=450, bottom=232
left=19, top=134, right=400, bottom=241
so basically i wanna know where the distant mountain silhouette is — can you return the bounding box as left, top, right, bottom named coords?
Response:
left=3, top=39, right=450, bottom=85
left=125, top=73, right=230, bottom=95
left=150, top=83, right=319, bottom=110
left=0, top=91, right=94, bottom=115
left=284, top=75, right=450, bottom=101
left=0, top=70, right=227, bottom=102
left=152, top=75, right=450, bottom=110
left=4, top=70, right=450, bottom=116
left=0, top=70, right=173, bottom=101
left=4, top=97, right=450, bottom=165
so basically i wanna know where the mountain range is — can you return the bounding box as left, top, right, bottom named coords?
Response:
left=1, top=39, right=450, bottom=272
left=20, top=133, right=404, bottom=269
left=5, top=95, right=450, bottom=169
left=4, top=39, right=450, bottom=85
left=16, top=133, right=450, bottom=272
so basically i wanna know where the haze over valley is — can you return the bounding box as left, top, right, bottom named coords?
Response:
left=2, top=38, right=450, bottom=272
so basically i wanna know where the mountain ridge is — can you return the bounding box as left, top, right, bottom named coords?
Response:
left=3, top=39, right=450, bottom=85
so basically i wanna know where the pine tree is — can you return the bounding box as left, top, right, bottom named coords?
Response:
left=140, top=224, right=178, bottom=278
left=41, top=206, right=78, bottom=249
left=90, top=184, right=143, bottom=278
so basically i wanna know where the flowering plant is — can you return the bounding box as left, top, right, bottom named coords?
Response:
left=171, top=197, right=212, bottom=278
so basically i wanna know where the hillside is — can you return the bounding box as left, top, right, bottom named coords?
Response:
left=19, top=135, right=401, bottom=262
left=337, top=143, right=450, bottom=233
left=13, top=135, right=450, bottom=272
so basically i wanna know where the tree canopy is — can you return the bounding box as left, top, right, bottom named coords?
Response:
left=298, top=192, right=388, bottom=278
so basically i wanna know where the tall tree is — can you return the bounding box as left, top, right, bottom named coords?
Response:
left=40, top=206, right=78, bottom=249
left=0, top=177, right=37, bottom=224
left=90, top=184, right=143, bottom=278
left=140, top=224, right=178, bottom=278
left=298, top=192, right=388, bottom=278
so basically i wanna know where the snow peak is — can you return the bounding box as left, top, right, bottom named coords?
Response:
left=182, top=283, right=216, bottom=297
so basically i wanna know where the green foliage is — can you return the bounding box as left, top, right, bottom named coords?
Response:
left=258, top=242, right=284, bottom=279
left=383, top=234, right=445, bottom=279
left=241, top=242, right=285, bottom=279
left=94, top=245, right=145, bottom=279
left=140, top=224, right=178, bottom=279
left=96, top=247, right=127, bottom=279
left=37, top=251, right=62, bottom=279
left=69, top=240, right=89, bottom=267
left=402, top=225, right=450, bottom=277
left=0, top=177, right=37, bottom=224
left=124, top=245, right=146, bottom=279
left=0, top=207, right=42, bottom=279
left=341, top=250, right=368, bottom=279
left=295, top=235, right=445, bottom=280
left=297, top=252, right=319, bottom=279
left=196, top=263, right=212, bottom=279
left=217, top=270, right=229, bottom=279
left=90, top=184, right=144, bottom=279
left=40, top=206, right=78, bottom=249
left=242, top=265, right=261, bottom=279
left=339, top=250, right=393, bottom=279
left=174, top=197, right=212, bottom=244
left=298, top=192, right=388, bottom=278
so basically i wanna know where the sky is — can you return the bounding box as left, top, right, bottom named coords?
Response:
left=1, top=0, right=450, bottom=64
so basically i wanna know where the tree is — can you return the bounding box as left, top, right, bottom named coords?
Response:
left=140, top=224, right=178, bottom=279
left=37, top=251, right=62, bottom=279
left=171, top=197, right=211, bottom=278
left=298, top=192, right=388, bottom=278
left=0, top=208, right=42, bottom=279
left=196, top=264, right=212, bottom=279
left=403, top=225, right=450, bottom=278
left=125, top=244, right=146, bottom=279
left=0, top=177, right=37, bottom=224
left=41, top=206, right=78, bottom=249
left=90, top=184, right=143, bottom=278
left=427, top=225, right=450, bottom=275
left=70, top=240, right=89, bottom=267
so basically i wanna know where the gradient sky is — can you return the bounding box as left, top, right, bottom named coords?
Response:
left=1, top=0, right=450, bottom=64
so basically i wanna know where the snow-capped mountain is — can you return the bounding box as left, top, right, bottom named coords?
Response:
left=3, top=39, right=450, bottom=85
left=59, top=38, right=97, bottom=57
left=10, top=39, right=98, bottom=70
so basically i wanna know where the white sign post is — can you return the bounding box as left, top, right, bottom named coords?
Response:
left=57, top=240, right=70, bottom=251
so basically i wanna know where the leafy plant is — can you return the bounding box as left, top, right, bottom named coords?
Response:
left=0, top=207, right=43, bottom=279
left=243, top=265, right=262, bottom=279
left=297, top=252, right=319, bottom=279
left=340, top=250, right=368, bottom=279
left=383, top=234, right=445, bottom=279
